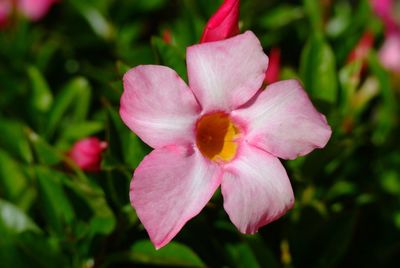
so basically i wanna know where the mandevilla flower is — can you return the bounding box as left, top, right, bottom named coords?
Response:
left=200, top=0, right=239, bottom=43
left=68, top=137, right=107, bottom=172
left=120, top=31, right=332, bottom=249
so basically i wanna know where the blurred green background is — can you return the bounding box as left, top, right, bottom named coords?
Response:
left=1, top=0, right=400, bottom=267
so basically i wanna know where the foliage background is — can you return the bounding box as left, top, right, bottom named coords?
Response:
left=1, top=0, right=400, bottom=267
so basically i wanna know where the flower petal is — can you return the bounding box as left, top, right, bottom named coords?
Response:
left=379, top=32, right=400, bottom=73
left=187, top=31, right=268, bottom=112
left=130, top=145, right=221, bottom=249
left=200, top=0, right=240, bottom=43
left=120, top=65, right=200, bottom=149
left=232, top=80, right=332, bottom=160
left=221, top=142, right=294, bottom=234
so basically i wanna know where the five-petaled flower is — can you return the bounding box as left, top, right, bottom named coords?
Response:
left=120, top=31, right=332, bottom=249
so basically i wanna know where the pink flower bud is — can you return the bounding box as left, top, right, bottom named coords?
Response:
left=200, top=0, right=240, bottom=43
left=68, top=137, right=107, bottom=172
left=17, top=0, right=57, bottom=21
left=264, top=48, right=281, bottom=84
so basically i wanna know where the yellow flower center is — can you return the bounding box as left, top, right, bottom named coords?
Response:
left=196, top=112, right=240, bottom=162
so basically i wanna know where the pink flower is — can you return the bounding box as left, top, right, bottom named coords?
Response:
left=0, top=0, right=12, bottom=27
left=0, top=0, right=57, bottom=25
left=17, top=0, right=57, bottom=21
left=379, top=31, right=400, bottom=73
left=200, top=0, right=239, bottom=43
left=264, top=47, right=281, bottom=84
left=68, top=137, right=107, bottom=172
left=370, top=0, right=397, bottom=31
left=120, top=31, right=332, bottom=249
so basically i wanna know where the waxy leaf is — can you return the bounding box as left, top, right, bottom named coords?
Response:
left=300, top=35, right=338, bottom=103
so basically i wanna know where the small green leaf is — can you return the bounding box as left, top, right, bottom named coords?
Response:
left=70, top=0, right=115, bottom=40
left=105, top=106, right=150, bottom=169
left=225, top=242, right=261, bottom=268
left=152, top=36, right=187, bottom=81
left=27, top=66, right=53, bottom=113
left=129, top=240, right=205, bottom=267
left=28, top=130, right=62, bottom=165
left=0, top=149, right=29, bottom=206
left=35, top=167, right=75, bottom=233
left=300, top=35, right=338, bottom=103
left=46, top=77, right=92, bottom=139
left=244, top=235, right=280, bottom=268
left=0, top=118, right=32, bottom=163
left=59, top=121, right=104, bottom=142
left=368, top=52, right=397, bottom=144
left=259, top=5, right=304, bottom=29
left=303, top=0, right=323, bottom=33
left=326, top=180, right=357, bottom=200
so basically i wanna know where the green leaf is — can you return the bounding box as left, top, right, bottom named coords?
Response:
left=326, top=1, right=352, bottom=38
left=368, top=52, right=397, bottom=144
left=326, top=180, right=357, bottom=200
left=300, top=35, right=338, bottom=103
left=35, top=167, right=75, bottom=233
left=303, top=0, right=323, bottom=33
left=27, top=130, right=62, bottom=165
left=225, top=241, right=261, bottom=268
left=259, top=5, right=304, bottom=30
left=0, top=149, right=30, bottom=206
left=120, top=240, right=205, bottom=267
left=14, top=232, right=67, bottom=268
left=46, top=77, right=92, bottom=139
left=0, top=118, right=32, bottom=164
left=244, top=235, right=280, bottom=268
left=0, top=199, right=41, bottom=234
left=151, top=36, right=187, bottom=81
left=70, top=0, right=115, bottom=40
left=105, top=106, right=150, bottom=169
left=27, top=66, right=53, bottom=113
left=59, top=121, right=104, bottom=143
left=60, top=171, right=116, bottom=235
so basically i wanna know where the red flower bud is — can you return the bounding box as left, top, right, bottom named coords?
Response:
left=264, top=48, right=281, bottom=84
left=347, top=31, right=374, bottom=64
left=200, top=0, right=240, bottom=43
left=68, top=137, right=107, bottom=172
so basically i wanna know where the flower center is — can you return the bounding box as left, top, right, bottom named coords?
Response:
left=195, top=112, right=240, bottom=162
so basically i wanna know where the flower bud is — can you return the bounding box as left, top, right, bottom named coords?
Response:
left=68, top=137, right=107, bottom=172
left=200, top=0, right=240, bottom=43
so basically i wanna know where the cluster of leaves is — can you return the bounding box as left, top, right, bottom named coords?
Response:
left=0, top=0, right=399, bottom=267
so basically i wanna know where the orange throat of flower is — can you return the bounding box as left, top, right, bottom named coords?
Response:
left=195, top=112, right=240, bottom=162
